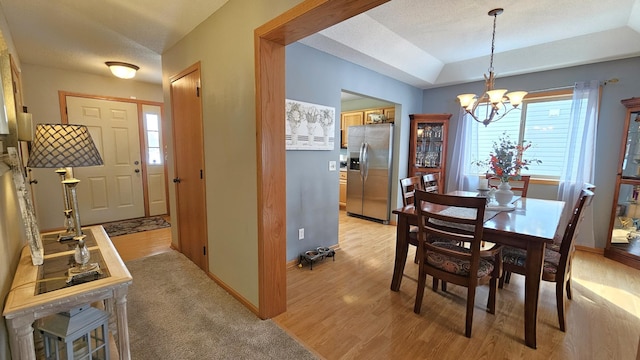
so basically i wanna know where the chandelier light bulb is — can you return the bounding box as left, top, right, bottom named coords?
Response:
left=456, top=8, right=528, bottom=126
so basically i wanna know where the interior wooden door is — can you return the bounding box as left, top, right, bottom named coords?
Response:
left=170, top=64, right=208, bottom=271
left=66, top=96, right=145, bottom=224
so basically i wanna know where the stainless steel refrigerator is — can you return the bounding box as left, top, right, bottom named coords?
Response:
left=346, top=123, right=393, bottom=223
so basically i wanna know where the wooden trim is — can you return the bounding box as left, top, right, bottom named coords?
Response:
left=575, top=245, right=603, bottom=255
left=206, top=271, right=260, bottom=316
left=59, top=91, right=163, bottom=107
left=169, top=62, right=201, bottom=84
left=136, top=103, right=150, bottom=216
left=254, top=0, right=390, bottom=319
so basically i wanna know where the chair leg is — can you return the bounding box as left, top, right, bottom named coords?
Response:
left=504, top=271, right=511, bottom=284
left=556, top=280, right=567, bottom=332
left=566, top=276, right=572, bottom=300
left=498, top=273, right=505, bottom=289
left=487, top=277, right=497, bottom=314
left=465, top=286, right=476, bottom=338
left=414, top=249, right=419, bottom=264
left=414, top=264, right=427, bottom=314
left=432, top=277, right=438, bottom=291
left=441, top=281, right=447, bottom=292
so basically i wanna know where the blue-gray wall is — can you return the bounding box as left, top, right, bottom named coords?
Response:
left=422, top=56, right=640, bottom=249
left=285, top=42, right=423, bottom=261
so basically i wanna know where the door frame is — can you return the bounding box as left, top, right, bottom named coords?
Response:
left=58, top=91, right=167, bottom=218
left=254, top=0, right=389, bottom=318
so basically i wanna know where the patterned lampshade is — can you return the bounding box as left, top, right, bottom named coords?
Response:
left=27, top=124, right=103, bottom=168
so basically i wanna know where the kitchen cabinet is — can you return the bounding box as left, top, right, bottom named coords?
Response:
left=383, top=107, right=395, bottom=123
left=605, top=97, right=640, bottom=270
left=340, top=106, right=395, bottom=148
left=408, top=113, right=450, bottom=191
left=339, top=171, right=347, bottom=208
left=340, top=111, right=364, bottom=148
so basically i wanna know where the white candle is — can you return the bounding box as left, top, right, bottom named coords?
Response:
left=478, top=178, right=489, bottom=190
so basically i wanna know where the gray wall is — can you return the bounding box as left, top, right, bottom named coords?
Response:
left=285, top=42, right=423, bottom=261
left=421, top=56, right=640, bottom=249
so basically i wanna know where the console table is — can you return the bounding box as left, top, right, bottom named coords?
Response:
left=3, top=225, right=133, bottom=360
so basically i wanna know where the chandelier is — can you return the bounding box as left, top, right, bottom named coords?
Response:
left=457, top=8, right=527, bottom=126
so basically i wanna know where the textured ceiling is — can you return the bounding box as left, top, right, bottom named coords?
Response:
left=0, top=0, right=639, bottom=88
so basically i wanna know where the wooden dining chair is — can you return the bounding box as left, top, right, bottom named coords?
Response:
left=413, top=190, right=502, bottom=338
left=486, top=174, right=531, bottom=196
left=499, top=187, right=595, bottom=332
left=421, top=173, right=441, bottom=194
left=400, top=176, right=423, bottom=206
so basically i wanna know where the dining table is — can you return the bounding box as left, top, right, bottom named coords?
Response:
left=391, top=190, right=565, bottom=349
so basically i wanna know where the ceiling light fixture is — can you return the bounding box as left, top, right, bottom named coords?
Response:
left=457, top=8, right=527, bottom=126
left=105, top=61, right=139, bottom=79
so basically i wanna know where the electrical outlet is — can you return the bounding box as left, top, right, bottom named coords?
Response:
left=298, top=228, right=304, bottom=240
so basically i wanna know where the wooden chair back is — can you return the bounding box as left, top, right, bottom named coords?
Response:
left=486, top=174, right=531, bottom=196
left=421, top=173, right=441, bottom=194
left=400, top=176, right=423, bottom=206
left=500, top=186, right=594, bottom=332
left=413, top=190, right=501, bottom=337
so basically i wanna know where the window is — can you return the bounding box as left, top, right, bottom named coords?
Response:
left=469, top=90, right=579, bottom=180
left=145, top=113, right=162, bottom=165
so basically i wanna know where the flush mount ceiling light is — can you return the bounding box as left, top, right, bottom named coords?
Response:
left=105, top=61, right=139, bottom=79
left=457, top=8, right=527, bottom=126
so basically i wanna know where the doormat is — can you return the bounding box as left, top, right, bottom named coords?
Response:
left=101, top=216, right=170, bottom=237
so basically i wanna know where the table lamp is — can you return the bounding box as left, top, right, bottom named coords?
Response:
left=27, top=124, right=104, bottom=280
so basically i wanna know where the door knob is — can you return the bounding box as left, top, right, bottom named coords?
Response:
left=135, top=169, right=140, bottom=173
left=173, top=177, right=181, bottom=183
left=29, top=179, right=38, bottom=184
left=134, top=160, right=140, bottom=165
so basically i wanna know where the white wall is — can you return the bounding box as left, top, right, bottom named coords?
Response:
left=20, top=63, right=163, bottom=231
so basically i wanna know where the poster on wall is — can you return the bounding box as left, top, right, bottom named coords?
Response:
left=285, top=99, right=335, bottom=151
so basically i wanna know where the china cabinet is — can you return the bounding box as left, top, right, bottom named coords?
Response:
left=605, top=97, right=640, bottom=270
left=408, top=114, right=450, bottom=192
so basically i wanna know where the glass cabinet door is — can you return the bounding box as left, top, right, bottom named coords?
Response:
left=414, top=123, right=443, bottom=168
left=611, top=182, right=640, bottom=253
left=622, top=111, right=640, bottom=179
left=606, top=97, right=640, bottom=270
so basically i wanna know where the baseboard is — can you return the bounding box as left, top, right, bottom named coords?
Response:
left=575, top=245, right=603, bottom=254
left=205, top=270, right=260, bottom=316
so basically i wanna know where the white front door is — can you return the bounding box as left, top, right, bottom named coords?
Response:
left=66, top=96, right=145, bottom=224
left=142, top=104, right=167, bottom=216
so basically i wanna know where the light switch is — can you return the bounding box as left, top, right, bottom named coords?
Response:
left=328, top=160, right=337, bottom=171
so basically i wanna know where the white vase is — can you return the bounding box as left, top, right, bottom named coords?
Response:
left=494, top=181, right=514, bottom=206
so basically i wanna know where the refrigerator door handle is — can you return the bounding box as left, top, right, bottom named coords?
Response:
left=359, top=142, right=366, bottom=180
left=362, top=142, right=369, bottom=181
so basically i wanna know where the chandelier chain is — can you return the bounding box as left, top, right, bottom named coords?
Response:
left=489, top=12, right=497, bottom=73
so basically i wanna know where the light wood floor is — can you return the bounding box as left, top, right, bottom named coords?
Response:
left=112, top=212, right=640, bottom=360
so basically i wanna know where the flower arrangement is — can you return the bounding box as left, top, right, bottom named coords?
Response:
left=475, top=132, right=541, bottom=183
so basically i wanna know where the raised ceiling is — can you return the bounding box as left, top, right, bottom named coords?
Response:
left=0, top=0, right=639, bottom=88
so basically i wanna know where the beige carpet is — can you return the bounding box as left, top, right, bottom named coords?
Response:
left=125, top=251, right=317, bottom=359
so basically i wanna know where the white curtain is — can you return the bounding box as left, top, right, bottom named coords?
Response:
left=557, top=80, right=600, bottom=247
left=446, top=109, right=477, bottom=192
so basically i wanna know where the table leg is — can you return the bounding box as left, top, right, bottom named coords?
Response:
left=391, top=215, right=410, bottom=291
left=6, top=315, right=37, bottom=360
left=523, top=241, right=546, bottom=349
left=114, top=285, right=132, bottom=360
